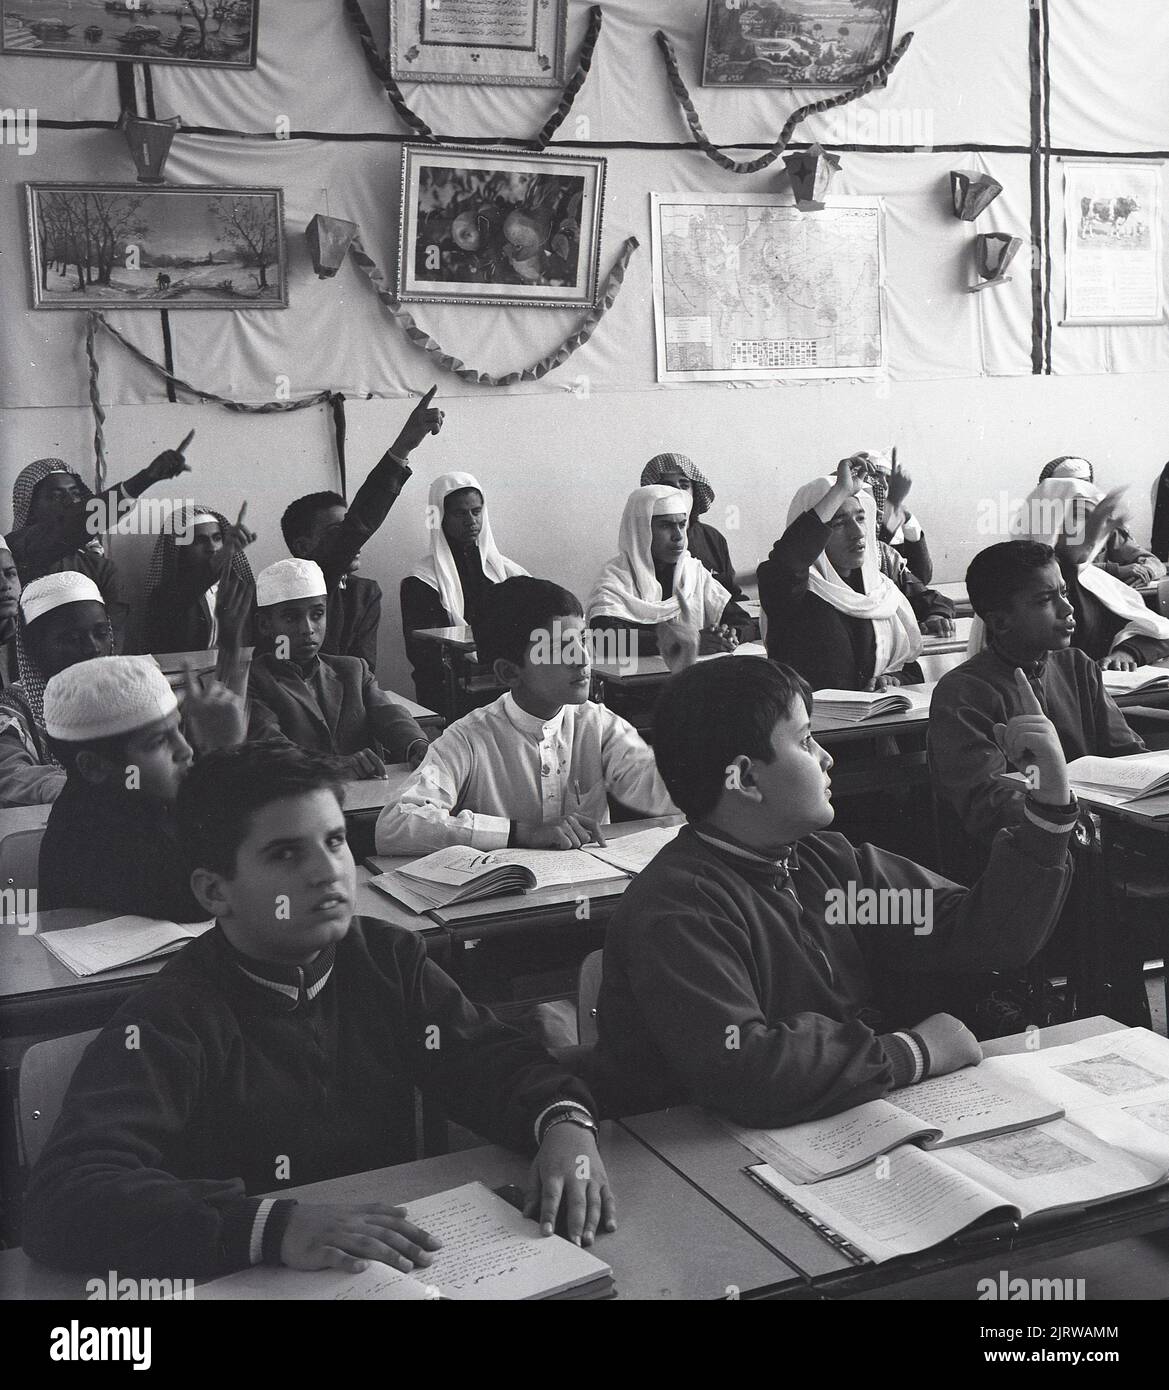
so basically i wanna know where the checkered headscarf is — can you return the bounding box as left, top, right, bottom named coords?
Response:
left=640, top=454, right=715, bottom=517
left=11, top=458, right=94, bottom=530
left=144, top=503, right=255, bottom=610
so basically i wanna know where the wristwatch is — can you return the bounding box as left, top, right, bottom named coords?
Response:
left=543, top=1111, right=599, bottom=1142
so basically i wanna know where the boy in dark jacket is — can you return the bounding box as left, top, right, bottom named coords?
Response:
left=593, top=656, right=1079, bottom=1127
left=23, top=742, right=614, bottom=1277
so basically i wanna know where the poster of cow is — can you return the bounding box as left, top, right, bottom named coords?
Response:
left=1062, top=159, right=1164, bottom=326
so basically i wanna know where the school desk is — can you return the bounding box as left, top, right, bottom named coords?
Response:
left=0, top=1120, right=800, bottom=1302
left=620, top=1017, right=1169, bottom=1300
left=409, top=625, right=489, bottom=720
left=365, top=816, right=684, bottom=1006
left=0, top=869, right=448, bottom=1043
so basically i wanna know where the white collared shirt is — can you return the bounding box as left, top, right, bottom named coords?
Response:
left=375, top=692, right=675, bottom=855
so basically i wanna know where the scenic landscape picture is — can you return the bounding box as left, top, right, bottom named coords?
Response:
left=27, top=184, right=287, bottom=309
left=703, top=0, right=896, bottom=88
left=398, top=146, right=605, bottom=308
left=1, top=1, right=258, bottom=68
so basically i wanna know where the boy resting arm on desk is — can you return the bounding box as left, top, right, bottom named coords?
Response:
left=591, top=658, right=1078, bottom=1128
left=247, top=558, right=430, bottom=778
left=376, top=577, right=676, bottom=857
left=22, top=742, right=615, bottom=1279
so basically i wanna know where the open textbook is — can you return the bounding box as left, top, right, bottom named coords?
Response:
left=369, top=826, right=682, bottom=914
left=1062, top=751, right=1169, bottom=804
left=1100, top=664, right=1169, bottom=695
left=38, top=917, right=214, bottom=978
left=190, top=1183, right=612, bottom=1301
left=725, top=1066, right=1063, bottom=1184
left=745, top=1028, right=1169, bottom=1265
left=812, top=684, right=933, bottom=724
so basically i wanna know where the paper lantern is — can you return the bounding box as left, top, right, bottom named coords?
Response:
left=119, top=112, right=182, bottom=185
left=950, top=170, right=1003, bottom=221
left=782, top=144, right=842, bottom=213
left=305, top=214, right=359, bottom=279
left=968, top=232, right=1023, bottom=292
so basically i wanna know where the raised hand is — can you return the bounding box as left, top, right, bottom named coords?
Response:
left=1063, top=485, right=1128, bottom=564
left=181, top=660, right=246, bottom=753
left=992, top=668, right=1071, bottom=806
left=835, top=454, right=867, bottom=498
left=144, top=430, right=195, bottom=484
left=656, top=619, right=699, bottom=672
left=886, top=456, right=912, bottom=511
left=214, top=562, right=254, bottom=653
left=391, top=385, right=444, bottom=458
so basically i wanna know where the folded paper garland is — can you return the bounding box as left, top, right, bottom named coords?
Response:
left=85, top=314, right=110, bottom=494
left=343, top=0, right=605, bottom=152
left=347, top=232, right=640, bottom=386
left=655, top=28, right=915, bottom=175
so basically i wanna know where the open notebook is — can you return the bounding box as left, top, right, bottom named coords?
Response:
left=368, top=826, right=682, bottom=915
left=1063, top=751, right=1169, bottom=805
left=189, top=1183, right=613, bottom=1301
left=1101, top=665, right=1169, bottom=695
left=38, top=917, right=214, bottom=978
left=744, top=1028, right=1169, bottom=1265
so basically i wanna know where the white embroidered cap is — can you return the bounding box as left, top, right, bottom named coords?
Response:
left=255, top=557, right=327, bottom=608
left=43, top=655, right=178, bottom=743
left=19, top=572, right=105, bottom=627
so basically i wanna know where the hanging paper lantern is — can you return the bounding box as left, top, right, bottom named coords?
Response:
left=119, top=111, right=182, bottom=185
left=950, top=170, right=1003, bottom=221
left=783, top=143, right=843, bottom=212
left=968, top=232, right=1023, bottom=292
left=305, top=214, right=359, bottom=279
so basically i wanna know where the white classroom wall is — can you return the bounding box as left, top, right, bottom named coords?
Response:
left=2, top=1, right=1166, bottom=696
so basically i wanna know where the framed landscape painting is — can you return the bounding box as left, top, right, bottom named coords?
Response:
left=27, top=184, right=287, bottom=310
left=397, top=145, right=606, bottom=309
left=1, top=1, right=259, bottom=70
left=702, top=0, right=897, bottom=89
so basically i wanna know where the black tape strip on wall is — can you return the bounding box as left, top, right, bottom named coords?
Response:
left=1041, top=0, right=1054, bottom=375
left=1028, top=1, right=1046, bottom=375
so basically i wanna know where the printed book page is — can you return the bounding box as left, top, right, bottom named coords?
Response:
left=38, top=917, right=213, bottom=977
left=584, top=826, right=682, bottom=876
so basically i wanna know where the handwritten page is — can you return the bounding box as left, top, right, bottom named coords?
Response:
left=1066, top=752, right=1169, bottom=794
left=750, top=1144, right=1005, bottom=1264
left=193, top=1262, right=432, bottom=1302
left=585, top=826, right=682, bottom=877
left=896, top=1069, right=1062, bottom=1146
left=726, top=1102, right=929, bottom=1184
left=403, top=1183, right=609, bottom=1300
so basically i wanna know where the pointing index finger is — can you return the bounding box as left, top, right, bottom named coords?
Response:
left=176, top=429, right=195, bottom=454
left=419, top=385, right=437, bottom=408
left=1013, top=667, right=1044, bottom=715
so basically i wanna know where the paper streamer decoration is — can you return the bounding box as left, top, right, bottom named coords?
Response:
left=346, top=232, right=641, bottom=386
left=343, top=0, right=605, bottom=151
left=655, top=28, right=915, bottom=175
left=85, top=314, right=110, bottom=494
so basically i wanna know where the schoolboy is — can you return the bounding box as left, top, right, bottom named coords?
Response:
left=376, top=577, right=675, bottom=855
left=247, top=558, right=430, bottom=776
left=281, top=387, right=444, bottom=668
left=38, top=655, right=245, bottom=919
left=23, top=741, right=615, bottom=1276
left=591, top=657, right=1078, bottom=1126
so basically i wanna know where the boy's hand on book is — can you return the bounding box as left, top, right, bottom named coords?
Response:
left=993, top=669, right=1071, bottom=806
left=514, top=815, right=606, bottom=850
left=913, top=1013, right=983, bottom=1077
left=280, top=1201, right=442, bottom=1275
left=699, top=624, right=738, bottom=654
left=920, top=615, right=955, bottom=638
left=525, top=1127, right=616, bottom=1248
left=1100, top=651, right=1139, bottom=672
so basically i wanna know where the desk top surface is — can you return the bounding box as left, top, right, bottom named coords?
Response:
left=0, top=1120, right=798, bottom=1301
left=412, top=625, right=476, bottom=651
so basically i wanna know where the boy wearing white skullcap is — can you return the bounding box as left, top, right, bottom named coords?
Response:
left=37, top=655, right=244, bottom=919
left=249, top=558, right=430, bottom=774
left=0, top=571, right=114, bottom=807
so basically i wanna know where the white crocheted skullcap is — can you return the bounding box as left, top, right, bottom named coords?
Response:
left=43, top=655, right=178, bottom=743
left=256, top=557, right=327, bottom=607
left=20, top=571, right=105, bottom=626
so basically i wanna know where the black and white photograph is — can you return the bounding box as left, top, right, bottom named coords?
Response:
left=397, top=145, right=605, bottom=307
left=1, top=0, right=258, bottom=68
left=27, top=184, right=287, bottom=308
left=1, top=0, right=1168, bottom=1345
left=702, top=0, right=897, bottom=88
